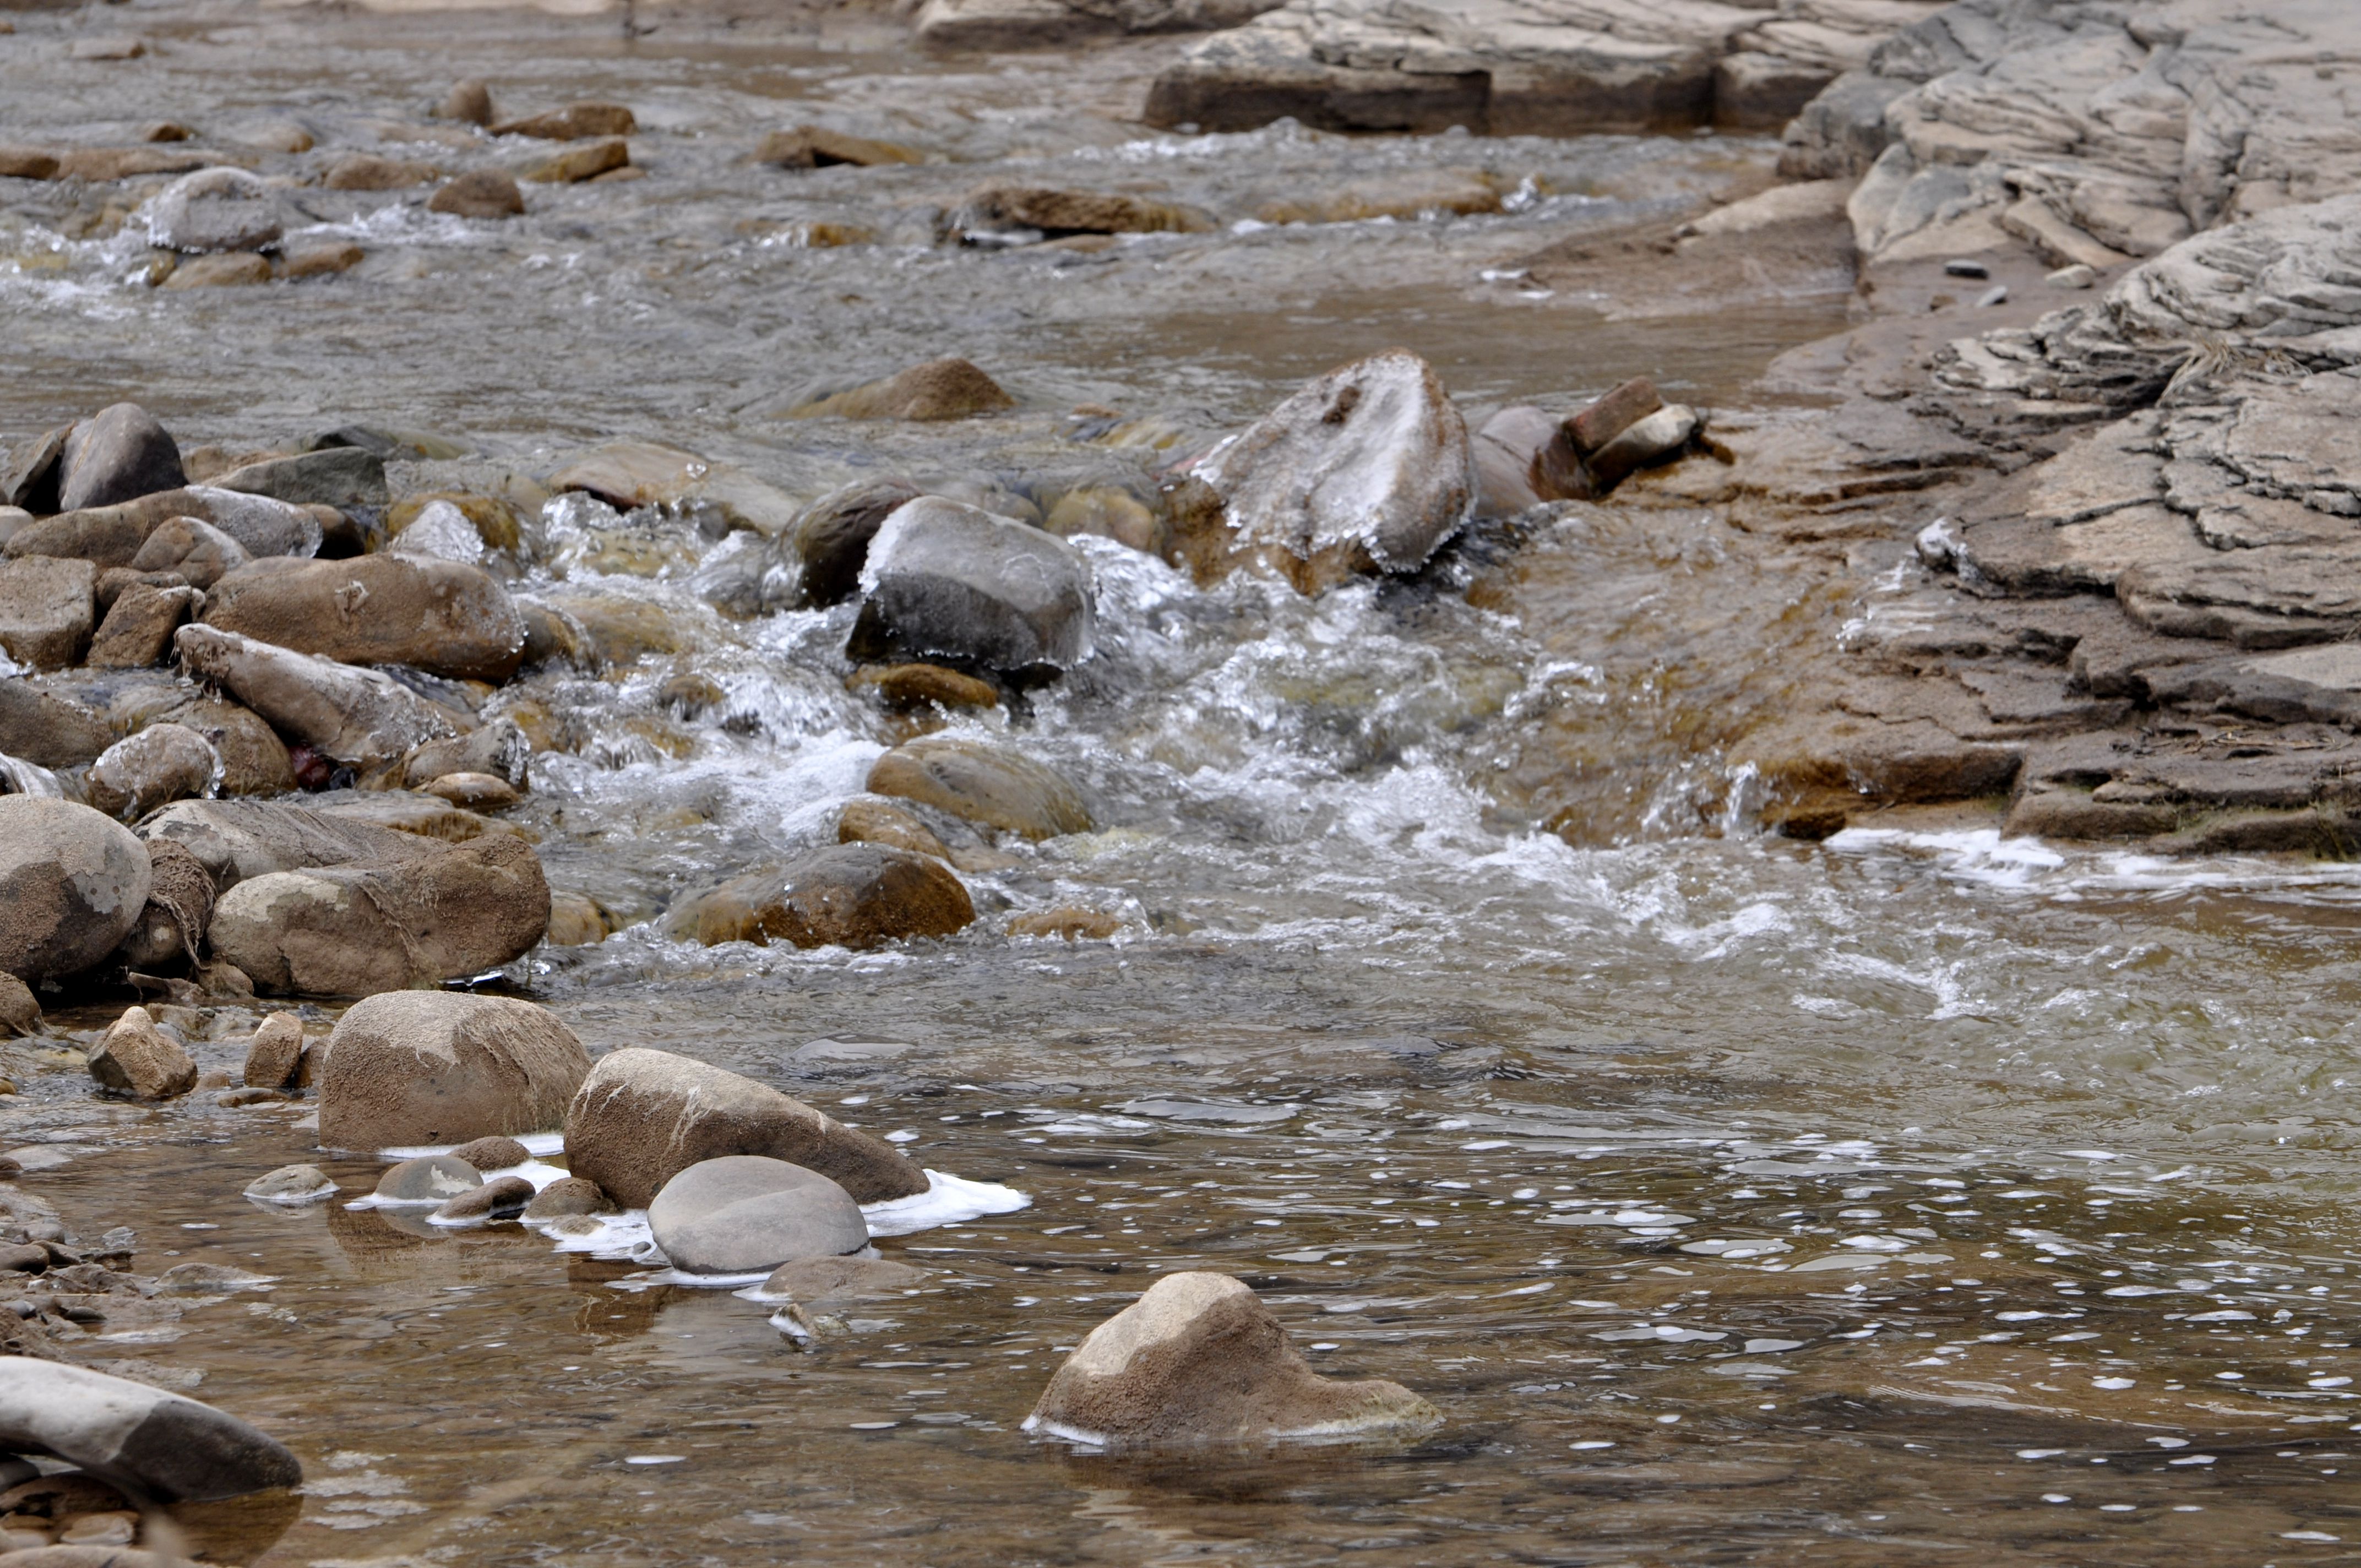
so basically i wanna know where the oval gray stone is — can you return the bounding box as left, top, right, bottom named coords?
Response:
left=0, top=798, right=153, bottom=982
left=647, top=1155, right=868, bottom=1276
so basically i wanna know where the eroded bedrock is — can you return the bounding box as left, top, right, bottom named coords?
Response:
left=1145, top=0, right=1955, bottom=136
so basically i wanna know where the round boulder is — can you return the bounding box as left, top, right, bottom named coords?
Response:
left=83, top=723, right=220, bottom=822
left=0, top=799, right=153, bottom=983
left=56, top=404, right=187, bottom=513
left=317, top=992, right=591, bottom=1152
left=243, top=1163, right=335, bottom=1204
left=648, top=1156, right=868, bottom=1276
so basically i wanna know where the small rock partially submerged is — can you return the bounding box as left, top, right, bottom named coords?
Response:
left=790, top=358, right=1013, bottom=422
left=691, top=843, right=975, bottom=950
left=371, top=1153, right=481, bottom=1204
left=433, top=1173, right=533, bottom=1222
left=647, top=1156, right=869, bottom=1275
left=241, top=1012, right=303, bottom=1088
left=866, top=736, right=1091, bottom=841
left=86, top=1006, right=197, bottom=1099
left=145, top=167, right=284, bottom=254
left=243, top=1163, right=335, bottom=1204
left=1026, top=1272, right=1438, bottom=1447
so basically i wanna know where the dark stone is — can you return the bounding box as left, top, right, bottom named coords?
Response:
left=56, top=405, right=185, bottom=514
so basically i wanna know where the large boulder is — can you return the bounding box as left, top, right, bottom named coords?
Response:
left=846, top=497, right=1095, bottom=675
left=0, top=683, right=111, bottom=771
left=6, top=486, right=320, bottom=568
left=86, top=1005, right=197, bottom=1099
left=145, top=167, right=284, bottom=253
left=691, top=845, right=973, bottom=950
left=1187, top=349, right=1472, bottom=594
left=201, top=557, right=526, bottom=683
left=208, top=834, right=550, bottom=998
left=138, top=798, right=430, bottom=894
left=56, top=404, right=187, bottom=513
left=0, top=799, right=151, bottom=982
left=83, top=723, right=219, bottom=821
left=646, top=1156, right=869, bottom=1275
left=315, top=991, right=589, bottom=1150
left=0, top=1359, right=301, bottom=1502
left=0, top=557, right=95, bottom=670
left=866, top=735, right=1090, bottom=840
left=564, top=1047, right=929, bottom=1207
left=1025, top=1272, right=1439, bottom=1446
left=173, top=625, right=458, bottom=767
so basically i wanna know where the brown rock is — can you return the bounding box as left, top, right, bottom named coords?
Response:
left=866, top=735, right=1090, bottom=840
left=321, top=155, right=433, bottom=191
left=836, top=796, right=952, bottom=862
left=417, top=771, right=519, bottom=812
left=1026, top=1272, right=1438, bottom=1447
left=86, top=1006, right=198, bottom=1099
left=161, top=252, right=274, bottom=290
left=755, top=1254, right=927, bottom=1304
left=1009, top=906, right=1120, bottom=940
left=563, top=1046, right=928, bottom=1207
left=692, top=844, right=973, bottom=950
left=543, top=890, right=611, bottom=946
left=59, top=405, right=190, bottom=514
left=525, top=138, right=628, bottom=184
left=438, top=79, right=496, bottom=126
left=96, top=568, right=190, bottom=610
left=86, top=582, right=199, bottom=668
left=317, top=991, right=589, bottom=1150
left=0, top=683, right=111, bottom=770
left=960, top=186, right=1209, bottom=236
left=53, top=146, right=209, bottom=181
left=0, top=557, right=94, bottom=670
left=847, top=662, right=999, bottom=711
left=84, top=723, right=219, bottom=823
left=241, top=1011, right=303, bottom=1088
left=114, top=835, right=215, bottom=970
left=493, top=104, right=636, bottom=140
left=282, top=241, right=365, bottom=279
left=789, top=478, right=922, bottom=606
left=0, top=148, right=60, bottom=181
left=756, top=126, right=923, bottom=168
left=540, top=593, right=676, bottom=666
left=0, top=973, right=40, bottom=1038
left=200, top=556, right=525, bottom=683
left=521, top=1174, right=614, bottom=1218
left=127, top=516, right=250, bottom=589
left=433, top=1172, right=534, bottom=1221
left=1567, top=376, right=1663, bottom=456
left=427, top=170, right=524, bottom=219
left=791, top=358, right=1013, bottom=422
left=445, top=1134, right=531, bottom=1171
left=8, top=486, right=319, bottom=571
left=160, top=696, right=295, bottom=796
left=0, top=799, right=151, bottom=982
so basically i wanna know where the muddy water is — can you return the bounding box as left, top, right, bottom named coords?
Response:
left=6, top=4, right=2361, bottom=1565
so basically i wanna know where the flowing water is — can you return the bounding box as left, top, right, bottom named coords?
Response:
left=6, top=5, right=2361, bottom=1564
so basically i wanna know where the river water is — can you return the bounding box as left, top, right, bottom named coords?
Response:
left=6, top=4, right=2361, bottom=1564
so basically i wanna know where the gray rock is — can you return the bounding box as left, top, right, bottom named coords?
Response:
left=83, top=723, right=220, bottom=821
left=243, top=1162, right=334, bottom=1204
left=0, top=557, right=95, bottom=671
left=0, top=1358, right=301, bottom=1501
left=521, top=1175, right=615, bottom=1218
left=564, top=1046, right=929, bottom=1208
left=173, top=624, right=459, bottom=767
left=0, top=799, right=152, bottom=982
left=145, top=167, right=284, bottom=253
left=648, top=1156, right=868, bottom=1275
left=86, top=1006, right=197, bottom=1099
left=1025, top=1271, right=1438, bottom=1446
left=317, top=992, right=587, bottom=1151
left=1188, top=349, right=1471, bottom=594
left=371, top=1153, right=482, bottom=1203
left=56, top=405, right=187, bottom=514
left=139, top=797, right=432, bottom=895
left=847, top=497, right=1094, bottom=675
left=210, top=834, right=551, bottom=998
left=0, top=972, right=41, bottom=1037
left=432, top=1173, right=533, bottom=1222
left=153, top=1261, right=277, bottom=1292
left=211, top=448, right=388, bottom=513
left=915, top=0, right=1284, bottom=49
left=0, top=682, right=112, bottom=769
left=6, top=486, right=319, bottom=570
left=1, top=424, right=71, bottom=515
left=241, top=1012, right=304, bottom=1088
left=128, top=516, right=251, bottom=589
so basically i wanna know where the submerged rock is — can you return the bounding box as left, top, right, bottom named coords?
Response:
left=692, top=844, right=975, bottom=951
left=757, top=126, right=923, bottom=168
left=955, top=184, right=1209, bottom=238
left=445, top=1135, right=530, bottom=1171
left=438, top=79, right=496, bottom=126
left=1187, top=349, right=1472, bottom=594
left=434, top=1173, right=534, bottom=1222
left=492, top=102, right=636, bottom=140
left=317, top=992, right=589, bottom=1150
left=244, top=1163, right=335, bottom=1203
left=173, top=625, right=458, bottom=767
left=522, top=1175, right=615, bottom=1218
left=200, top=556, right=526, bottom=683
left=86, top=1005, right=198, bottom=1099
left=0, top=556, right=95, bottom=670
left=0, top=1359, right=301, bottom=1502
left=208, top=833, right=551, bottom=998
left=56, top=404, right=187, bottom=513
left=648, top=1156, right=869, bottom=1275
left=403, top=719, right=530, bottom=791
left=846, top=497, right=1095, bottom=674
left=0, top=799, right=151, bottom=983
left=1026, top=1272, right=1438, bottom=1446
left=322, top=154, right=436, bottom=191
left=866, top=735, right=1091, bottom=840
left=791, top=358, right=1013, bottom=422
left=836, top=796, right=954, bottom=862
left=564, top=1046, right=929, bottom=1207
left=756, top=1254, right=927, bottom=1303
left=526, top=138, right=629, bottom=184
left=146, top=167, right=284, bottom=253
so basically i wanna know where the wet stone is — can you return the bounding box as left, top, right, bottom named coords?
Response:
left=241, top=1012, right=304, bottom=1088
left=792, top=358, right=1012, bottom=422
left=866, top=736, right=1091, bottom=840
left=428, top=170, right=525, bottom=219
left=847, top=497, right=1095, bottom=675
left=647, top=1156, right=868, bottom=1276
left=692, top=843, right=975, bottom=951
left=0, top=800, right=153, bottom=983
left=493, top=102, right=637, bottom=140
left=86, top=1007, right=197, bottom=1100
left=56, top=404, right=186, bottom=513
left=243, top=1163, right=335, bottom=1204
left=371, top=1155, right=482, bottom=1204
left=521, top=1175, right=614, bottom=1218
left=445, top=1135, right=530, bottom=1172
left=433, top=1173, right=533, bottom=1222
left=145, top=168, right=284, bottom=254
left=0, top=557, right=96, bottom=671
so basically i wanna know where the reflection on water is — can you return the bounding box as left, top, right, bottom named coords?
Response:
left=3, top=2, right=2360, bottom=1563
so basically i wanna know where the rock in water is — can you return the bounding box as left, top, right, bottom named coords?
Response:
left=791, top=358, right=1013, bottom=422
left=83, top=723, right=220, bottom=821
left=145, top=167, right=284, bottom=253
left=243, top=1163, right=335, bottom=1203
left=1189, top=349, right=1472, bottom=594
left=56, top=404, right=187, bottom=511
left=86, top=1006, right=198, bottom=1098
left=208, top=834, right=551, bottom=998
left=691, top=843, right=973, bottom=950
left=427, top=170, right=525, bottom=219
left=433, top=1173, right=533, bottom=1221
left=866, top=735, right=1091, bottom=840
left=756, top=126, right=923, bottom=168
left=0, top=1359, right=301, bottom=1502
left=756, top=1254, right=927, bottom=1304
left=0, top=556, right=95, bottom=669
left=173, top=625, right=458, bottom=767
left=241, top=1012, right=303, bottom=1087
left=648, top=1156, right=869, bottom=1275
left=847, top=497, right=1094, bottom=674
left=371, top=1154, right=482, bottom=1202
left=0, top=973, right=40, bottom=1037
left=492, top=102, right=636, bottom=139
left=438, top=79, right=496, bottom=126
left=564, top=1047, right=929, bottom=1207
left=790, top=478, right=922, bottom=606
left=0, top=799, right=152, bottom=983
left=200, top=557, right=527, bottom=683
left=316, top=992, right=589, bottom=1150
left=445, top=1135, right=529, bottom=1171
left=1026, top=1272, right=1439, bottom=1446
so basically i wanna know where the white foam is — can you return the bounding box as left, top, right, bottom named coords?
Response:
left=863, top=1170, right=1031, bottom=1238
left=379, top=1133, right=566, bottom=1161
